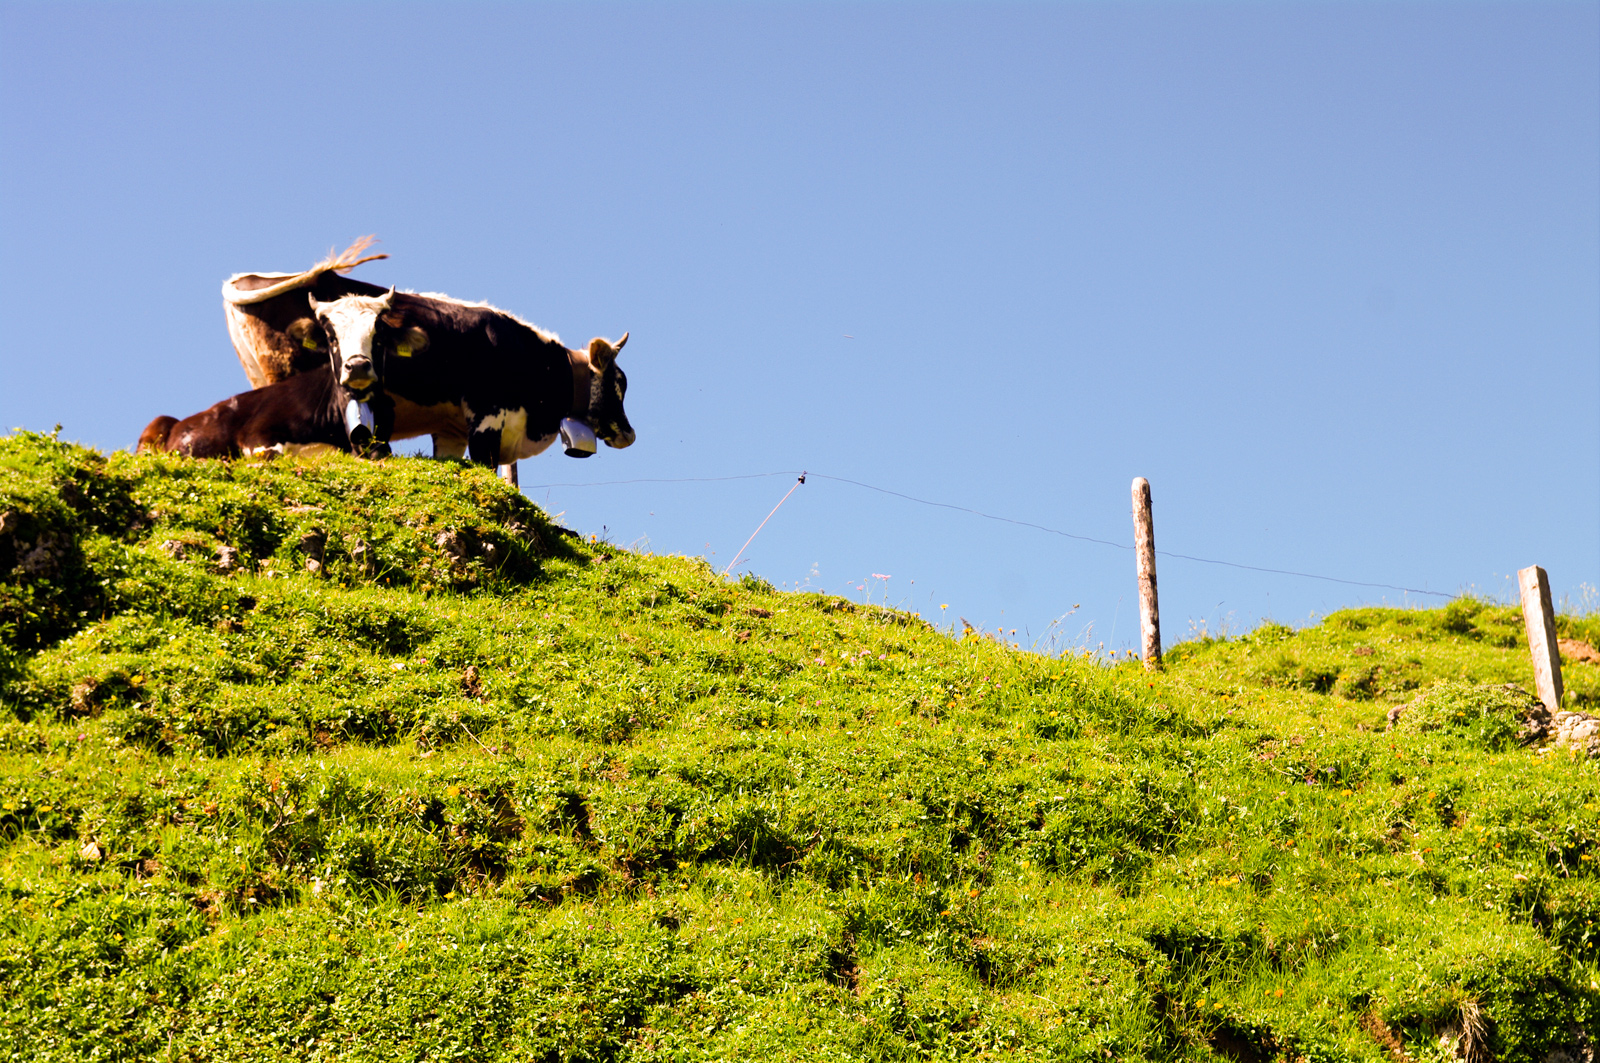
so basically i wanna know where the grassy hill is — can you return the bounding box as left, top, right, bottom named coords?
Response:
left=3, top=429, right=1600, bottom=1062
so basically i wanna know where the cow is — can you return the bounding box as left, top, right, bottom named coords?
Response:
left=137, top=365, right=385, bottom=460
left=222, top=242, right=634, bottom=467
left=304, top=289, right=633, bottom=466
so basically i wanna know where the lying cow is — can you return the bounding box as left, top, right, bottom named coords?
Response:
left=137, top=365, right=386, bottom=459
left=303, top=289, right=632, bottom=466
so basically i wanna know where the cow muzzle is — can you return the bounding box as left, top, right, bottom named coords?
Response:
left=340, top=360, right=377, bottom=390
left=559, top=418, right=597, bottom=458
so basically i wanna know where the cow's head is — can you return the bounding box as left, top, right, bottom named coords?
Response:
left=307, top=290, right=394, bottom=396
left=583, top=333, right=635, bottom=449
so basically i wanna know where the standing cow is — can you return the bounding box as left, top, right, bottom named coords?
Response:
left=303, top=289, right=632, bottom=466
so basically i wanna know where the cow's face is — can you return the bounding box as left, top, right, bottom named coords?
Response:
left=307, top=291, right=393, bottom=396
left=586, top=334, right=635, bottom=448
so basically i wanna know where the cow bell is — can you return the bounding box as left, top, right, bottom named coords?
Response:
left=345, top=399, right=376, bottom=449
left=559, top=417, right=597, bottom=458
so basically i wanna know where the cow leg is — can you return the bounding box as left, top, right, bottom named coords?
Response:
left=364, top=395, right=394, bottom=459
left=433, top=434, right=467, bottom=460
left=467, top=426, right=502, bottom=467
left=369, top=394, right=395, bottom=444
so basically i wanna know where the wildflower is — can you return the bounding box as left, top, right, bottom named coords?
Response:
left=871, top=573, right=891, bottom=581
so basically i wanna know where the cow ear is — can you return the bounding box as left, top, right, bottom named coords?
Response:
left=587, top=337, right=618, bottom=371
left=286, top=318, right=322, bottom=351
left=395, top=326, right=430, bottom=358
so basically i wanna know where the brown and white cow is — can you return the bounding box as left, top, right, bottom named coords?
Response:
left=305, top=291, right=633, bottom=466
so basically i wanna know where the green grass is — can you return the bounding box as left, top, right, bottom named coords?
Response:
left=4, top=429, right=1600, bottom=1061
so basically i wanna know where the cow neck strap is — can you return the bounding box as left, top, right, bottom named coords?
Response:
left=567, top=348, right=592, bottom=422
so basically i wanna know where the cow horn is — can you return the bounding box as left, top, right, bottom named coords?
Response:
left=383, top=285, right=396, bottom=308
left=614, top=332, right=628, bottom=352
left=306, top=293, right=323, bottom=312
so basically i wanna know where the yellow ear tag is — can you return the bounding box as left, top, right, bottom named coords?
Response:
left=301, top=336, right=320, bottom=351
left=396, top=343, right=413, bottom=358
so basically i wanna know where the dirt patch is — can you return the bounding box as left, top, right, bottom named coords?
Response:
left=1560, top=638, right=1600, bottom=664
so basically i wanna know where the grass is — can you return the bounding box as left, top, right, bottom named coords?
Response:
left=3, top=428, right=1600, bottom=1061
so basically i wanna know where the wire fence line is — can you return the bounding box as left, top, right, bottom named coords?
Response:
left=523, top=468, right=1454, bottom=600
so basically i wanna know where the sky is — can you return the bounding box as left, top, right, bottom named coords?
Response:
left=2, top=1, right=1596, bottom=654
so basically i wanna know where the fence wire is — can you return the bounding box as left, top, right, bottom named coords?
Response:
left=523, top=469, right=1453, bottom=599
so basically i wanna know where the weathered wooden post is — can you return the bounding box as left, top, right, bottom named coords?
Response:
left=1517, top=565, right=1564, bottom=711
left=1132, top=477, right=1161, bottom=671
left=500, top=462, right=519, bottom=488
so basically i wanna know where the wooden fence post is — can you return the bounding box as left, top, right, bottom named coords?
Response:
left=1132, top=477, right=1161, bottom=671
left=500, top=462, right=519, bottom=488
left=1517, top=565, right=1564, bottom=711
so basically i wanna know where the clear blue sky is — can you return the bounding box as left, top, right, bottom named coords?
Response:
left=2, top=2, right=1596, bottom=652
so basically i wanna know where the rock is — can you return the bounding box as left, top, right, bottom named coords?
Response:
left=1516, top=685, right=1554, bottom=746
left=158, top=539, right=188, bottom=560
left=462, top=665, right=484, bottom=700
left=1544, top=1026, right=1596, bottom=1063
left=214, top=544, right=240, bottom=572
left=1559, top=638, right=1600, bottom=665
left=69, top=680, right=100, bottom=716
left=78, top=840, right=102, bottom=862
left=299, top=529, right=326, bottom=576
left=1553, top=711, right=1600, bottom=756
left=20, top=531, right=69, bottom=575
left=436, top=530, right=471, bottom=562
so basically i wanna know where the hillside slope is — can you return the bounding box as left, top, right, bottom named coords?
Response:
left=3, top=431, right=1599, bottom=1062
